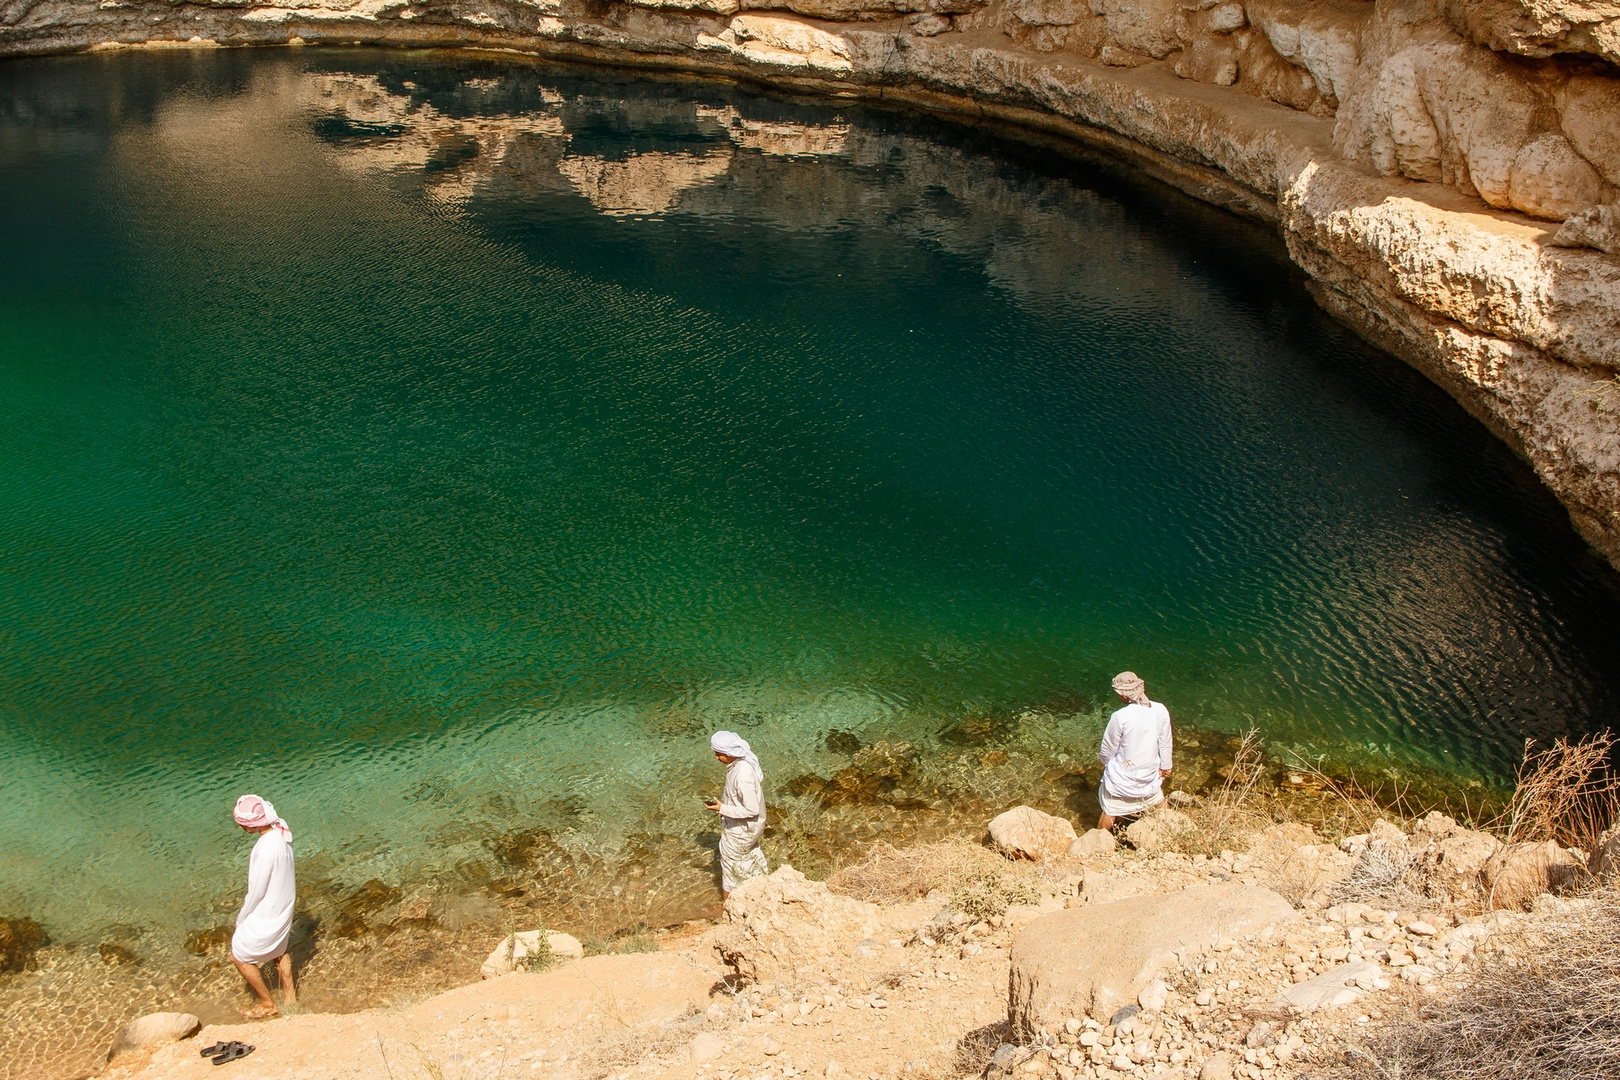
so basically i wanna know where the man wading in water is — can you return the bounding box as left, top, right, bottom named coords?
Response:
left=230, top=794, right=298, bottom=1019
left=704, top=731, right=768, bottom=898
left=1096, top=671, right=1174, bottom=832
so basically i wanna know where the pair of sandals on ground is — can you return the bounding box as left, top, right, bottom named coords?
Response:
left=198, top=1040, right=254, bottom=1066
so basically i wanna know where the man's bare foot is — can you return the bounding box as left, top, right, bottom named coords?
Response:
left=240, top=1002, right=279, bottom=1020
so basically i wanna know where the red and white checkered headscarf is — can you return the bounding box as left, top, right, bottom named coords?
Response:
left=233, top=794, right=291, bottom=839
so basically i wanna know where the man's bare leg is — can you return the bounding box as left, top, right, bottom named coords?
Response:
left=231, top=956, right=279, bottom=1019
left=1097, top=813, right=1115, bottom=832
left=275, top=953, right=296, bottom=1007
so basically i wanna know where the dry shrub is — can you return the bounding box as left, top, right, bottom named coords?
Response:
left=826, top=836, right=1016, bottom=905
left=953, top=1020, right=1010, bottom=1078
left=582, top=1011, right=709, bottom=1078
left=1255, top=840, right=1336, bottom=908
left=1499, top=733, right=1620, bottom=864
left=1333, top=838, right=1423, bottom=909
left=1345, top=886, right=1620, bottom=1080
left=950, top=868, right=1041, bottom=920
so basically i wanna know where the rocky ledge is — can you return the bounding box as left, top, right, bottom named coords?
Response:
left=99, top=804, right=1609, bottom=1080
left=4, top=0, right=1619, bottom=565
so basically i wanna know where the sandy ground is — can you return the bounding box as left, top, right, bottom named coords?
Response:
left=102, top=899, right=1010, bottom=1080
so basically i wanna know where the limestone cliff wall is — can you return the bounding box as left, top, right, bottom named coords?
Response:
left=4, top=0, right=1619, bottom=567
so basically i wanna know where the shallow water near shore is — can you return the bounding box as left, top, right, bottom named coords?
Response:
left=3, top=46, right=1620, bottom=1075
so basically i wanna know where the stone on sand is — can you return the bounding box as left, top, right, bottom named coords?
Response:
left=1069, top=829, right=1117, bottom=857
left=110, top=1012, right=200, bottom=1057
left=481, top=930, right=585, bottom=978
left=1123, top=807, right=1195, bottom=853
left=990, top=806, right=1079, bottom=861
left=1275, top=961, right=1381, bottom=1013
left=690, top=1031, right=726, bottom=1062
left=714, top=866, right=878, bottom=982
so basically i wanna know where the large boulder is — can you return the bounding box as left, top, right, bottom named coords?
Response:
left=1558, top=75, right=1620, bottom=187
left=1008, top=884, right=1295, bottom=1034
left=990, top=806, right=1079, bottom=861
left=109, top=1012, right=200, bottom=1058
left=1332, top=9, right=1615, bottom=220
left=1248, top=0, right=1369, bottom=106
left=1091, top=0, right=1183, bottom=58
left=1482, top=841, right=1584, bottom=909
left=737, top=0, right=982, bottom=18
left=714, top=866, right=879, bottom=982
left=1408, top=813, right=1503, bottom=900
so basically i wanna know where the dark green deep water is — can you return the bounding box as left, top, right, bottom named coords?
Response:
left=2, top=49, right=1619, bottom=943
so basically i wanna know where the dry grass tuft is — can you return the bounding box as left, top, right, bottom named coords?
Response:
left=1343, top=886, right=1620, bottom=1080
left=1175, top=729, right=1271, bottom=855
left=581, top=1009, right=710, bottom=1078
left=825, top=836, right=1017, bottom=905
left=1279, top=753, right=1423, bottom=839
left=1498, top=733, right=1620, bottom=864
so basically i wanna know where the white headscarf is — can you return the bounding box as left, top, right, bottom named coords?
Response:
left=710, top=731, right=763, bottom=783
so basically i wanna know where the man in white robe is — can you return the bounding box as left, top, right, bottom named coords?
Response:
left=704, top=731, right=768, bottom=897
left=1096, top=671, right=1174, bottom=832
left=230, top=794, right=297, bottom=1019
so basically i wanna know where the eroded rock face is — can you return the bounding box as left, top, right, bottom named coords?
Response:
left=2, top=0, right=1618, bottom=570
left=1008, top=883, right=1296, bottom=1032
left=1327, top=0, right=1619, bottom=222
left=1440, top=0, right=1620, bottom=64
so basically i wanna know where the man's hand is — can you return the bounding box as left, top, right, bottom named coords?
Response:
left=1159, top=768, right=1172, bottom=778
left=704, top=797, right=722, bottom=813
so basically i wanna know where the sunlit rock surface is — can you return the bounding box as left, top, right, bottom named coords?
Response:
left=2, top=0, right=1617, bottom=566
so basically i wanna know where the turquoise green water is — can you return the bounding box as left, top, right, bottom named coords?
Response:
left=2, top=49, right=1618, bottom=946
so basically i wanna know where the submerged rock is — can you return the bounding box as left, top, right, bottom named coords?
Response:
left=0, top=916, right=50, bottom=973
left=938, top=716, right=1014, bottom=746
left=825, top=729, right=862, bottom=755
left=333, top=879, right=403, bottom=938
left=182, top=925, right=233, bottom=956
left=851, top=740, right=916, bottom=779
left=98, top=943, right=140, bottom=966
